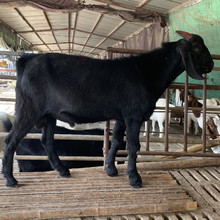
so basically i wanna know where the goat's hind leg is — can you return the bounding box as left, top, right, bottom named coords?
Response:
left=106, top=120, right=126, bottom=177
left=2, top=119, right=33, bottom=187
left=2, top=132, right=18, bottom=187
left=40, top=116, right=70, bottom=177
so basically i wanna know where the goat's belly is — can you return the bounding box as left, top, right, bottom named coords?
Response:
left=53, top=109, right=120, bottom=125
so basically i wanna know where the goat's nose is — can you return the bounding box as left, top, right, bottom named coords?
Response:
left=204, top=60, right=214, bottom=73
left=211, top=60, right=214, bottom=69
left=208, top=60, right=214, bottom=72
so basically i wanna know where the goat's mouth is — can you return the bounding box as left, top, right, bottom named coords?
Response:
left=202, top=61, right=214, bottom=73
left=189, top=73, right=205, bottom=80
left=192, top=66, right=214, bottom=79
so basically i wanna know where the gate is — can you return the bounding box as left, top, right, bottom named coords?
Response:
left=0, top=50, right=220, bottom=165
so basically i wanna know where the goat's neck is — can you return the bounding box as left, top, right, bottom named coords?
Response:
left=137, top=42, right=185, bottom=99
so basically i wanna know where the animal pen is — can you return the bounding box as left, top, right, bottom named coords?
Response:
left=0, top=49, right=220, bottom=219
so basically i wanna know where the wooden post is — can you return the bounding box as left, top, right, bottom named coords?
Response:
left=145, top=120, right=150, bottom=151
left=165, top=88, right=169, bottom=152
left=103, top=120, right=110, bottom=169
left=202, top=74, right=207, bottom=153
left=183, top=72, right=189, bottom=152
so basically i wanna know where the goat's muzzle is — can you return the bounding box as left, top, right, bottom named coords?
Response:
left=203, top=60, right=214, bottom=73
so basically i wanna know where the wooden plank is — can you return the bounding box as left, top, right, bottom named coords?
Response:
left=197, top=168, right=219, bottom=182
left=202, top=210, right=220, bottom=219
left=186, top=169, right=207, bottom=182
left=162, top=213, right=179, bottom=220
left=205, top=167, right=220, bottom=180
left=0, top=167, right=197, bottom=218
left=177, top=168, right=220, bottom=215
left=170, top=170, right=211, bottom=210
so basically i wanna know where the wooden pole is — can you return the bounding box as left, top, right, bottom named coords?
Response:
left=183, top=72, right=189, bottom=152
left=136, top=158, right=220, bottom=170
left=156, top=137, right=220, bottom=159
left=103, top=120, right=110, bottom=168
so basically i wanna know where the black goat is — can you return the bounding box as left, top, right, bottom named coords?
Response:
left=2, top=31, right=214, bottom=188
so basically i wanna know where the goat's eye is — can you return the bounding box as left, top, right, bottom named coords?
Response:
left=194, top=45, right=202, bottom=54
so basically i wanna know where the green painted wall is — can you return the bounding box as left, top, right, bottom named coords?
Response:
left=169, top=0, right=220, bottom=98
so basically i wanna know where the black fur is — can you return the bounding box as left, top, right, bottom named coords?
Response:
left=2, top=32, right=214, bottom=187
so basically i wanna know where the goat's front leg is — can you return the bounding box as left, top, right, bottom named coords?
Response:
left=41, top=117, right=70, bottom=177
left=194, top=121, right=199, bottom=134
left=106, top=120, right=126, bottom=177
left=151, top=120, right=156, bottom=135
left=125, top=118, right=142, bottom=188
left=158, top=120, right=164, bottom=138
left=143, top=121, right=149, bottom=137
left=187, top=115, right=191, bottom=133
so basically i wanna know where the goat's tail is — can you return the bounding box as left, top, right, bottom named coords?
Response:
left=0, top=112, right=14, bottom=132
left=16, top=54, right=40, bottom=76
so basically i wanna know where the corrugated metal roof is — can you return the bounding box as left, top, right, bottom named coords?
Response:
left=0, top=0, right=201, bottom=57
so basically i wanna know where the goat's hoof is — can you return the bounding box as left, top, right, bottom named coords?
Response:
left=129, top=174, right=142, bottom=189
left=106, top=164, right=118, bottom=177
left=59, top=169, right=70, bottom=178
left=6, top=177, right=18, bottom=188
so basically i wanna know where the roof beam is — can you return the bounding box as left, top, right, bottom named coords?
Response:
left=92, top=0, right=150, bottom=12
left=68, top=13, right=71, bottom=54
left=169, top=0, right=202, bottom=13
left=17, top=27, right=123, bottom=43
left=87, top=20, right=125, bottom=56
left=14, top=8, right=52, bottom=52
left=46, top=49, right=99, bottom=56
left=43, top=11, right=62, bottom=53
left=32, top=42, right=104, bottom=51
left=137, top=0, right=151, bottom=8
left=71, top=12, right=78, bottom=53
left=79, top=13, right=103, bottom=55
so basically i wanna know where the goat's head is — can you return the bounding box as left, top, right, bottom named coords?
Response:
left=176, top=31, right=214, bottom=80
left=187, top=93, right=203, bottom=118
left=180, top=90, right=202, bottom=118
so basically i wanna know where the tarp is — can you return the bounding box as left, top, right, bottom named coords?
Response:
left=0, top=0, right=167, bottom=26
left=100, top=23, right=168, bottom=59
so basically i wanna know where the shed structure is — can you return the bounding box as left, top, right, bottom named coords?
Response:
left=0, top=0, right=220, bottom=219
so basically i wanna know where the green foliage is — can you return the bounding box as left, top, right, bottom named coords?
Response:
left=0, top=23, right=31, bottom=51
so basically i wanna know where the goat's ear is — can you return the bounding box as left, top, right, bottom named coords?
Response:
left=191, top=98, right=201, bottom=117
left=176, top=30, right=193, bottom=40
left=178, top=40, right=205, bottom=80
